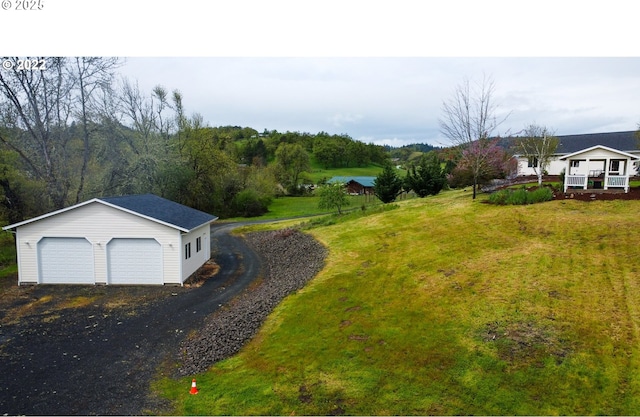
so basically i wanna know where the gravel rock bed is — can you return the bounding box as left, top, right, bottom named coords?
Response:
left=177, top=228, right=327, bottom=376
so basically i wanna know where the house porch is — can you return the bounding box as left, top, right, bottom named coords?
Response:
left=564, top=173, right=630, bottom=192
left=560, top=145, right=640, bottom=194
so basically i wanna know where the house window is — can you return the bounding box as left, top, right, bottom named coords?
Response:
left=527, top=157, right=539, bottom=168
left=571, top=160, right=580, bottom=168
left=196, top=237, right=201, bottom=253
left=185, top=242, right=191, bottom=259
left=610, top=160, right=620, bottom=173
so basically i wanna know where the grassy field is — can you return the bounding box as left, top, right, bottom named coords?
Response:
left=157, top=190, right=640, bottom=415
left=306, top=160, right=406, bottom=184
left=224, top=192, right=417, bottom=222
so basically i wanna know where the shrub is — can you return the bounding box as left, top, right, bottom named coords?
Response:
left=488, top=187, right=553, bottom=205
left=232, top=189, right=272, bottom=217
left=317, top=182, right=351, bottom=214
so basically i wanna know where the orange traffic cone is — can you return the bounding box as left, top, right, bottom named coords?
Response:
left=190, top=379, right=199, bottom=395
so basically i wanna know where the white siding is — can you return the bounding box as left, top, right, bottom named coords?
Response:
left=517, top=156, right=567, bottom=176
left=15, top=202, right=181, bottom=285
left=548, top=159, right=566, bottom=175
left=180, top=224, right=211, bottom=281
left=564, top=148, right=629, bottom=164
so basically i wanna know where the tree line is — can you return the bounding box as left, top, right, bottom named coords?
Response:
left=0, top=58, right=561, bottom=223
left=0, top=57, right=392, bottom=222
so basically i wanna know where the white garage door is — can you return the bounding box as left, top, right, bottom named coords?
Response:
left=107, top=238, right=162, bottom=285
left=38, top=237, right=95, bottom=284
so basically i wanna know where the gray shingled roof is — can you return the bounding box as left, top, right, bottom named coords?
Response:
left=501, top=130, right=638, bottom=155
left=100, top=194, right=218, bottom=232
left=555, top=131, right=638, bottom=154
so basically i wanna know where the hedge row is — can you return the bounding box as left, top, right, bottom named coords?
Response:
left=488, top=187, right=554, bottom=205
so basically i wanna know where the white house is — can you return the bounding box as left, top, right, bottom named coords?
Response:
left=560, top=145, right=640, bottom=193
left=2, top=194, right=218, bottom=285
left=513, top=131, right=640, bottom=177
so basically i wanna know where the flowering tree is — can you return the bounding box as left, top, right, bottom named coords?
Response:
left=452, top=138, right=509, bottom=198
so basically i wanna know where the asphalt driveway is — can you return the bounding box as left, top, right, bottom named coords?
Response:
left=0, top=223, right=261, bottom=415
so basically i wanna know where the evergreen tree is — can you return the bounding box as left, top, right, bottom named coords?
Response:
left=373, top=163, right=403, bottom=203
left=404, top=152, right=447, bottom=197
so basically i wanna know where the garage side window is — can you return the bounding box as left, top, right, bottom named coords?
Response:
left=196, top=237, right=202, bottom=253
left=185, top=242, right=191, bottom=259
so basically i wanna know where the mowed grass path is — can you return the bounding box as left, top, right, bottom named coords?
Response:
left=159, top=191, right=640, bottom=415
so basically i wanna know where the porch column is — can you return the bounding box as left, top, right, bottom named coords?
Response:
left=623, top=158, right=629, bottom=192
left=604, top=157, right=610, bottom=190
left=564, top=158, right=570, bottom=192
left=584, top=158, right=590, bottom=189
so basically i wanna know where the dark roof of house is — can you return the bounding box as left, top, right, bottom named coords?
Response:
left=501, top=130, right=638, bottom=155
left=100, top=194, right=218, bottom=232
left=555, top=131, right=638, bottom=154
left=3, top=193, right=218, bottom=232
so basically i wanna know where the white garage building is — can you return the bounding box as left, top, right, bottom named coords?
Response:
left=2, top=194, right=218, bottom=285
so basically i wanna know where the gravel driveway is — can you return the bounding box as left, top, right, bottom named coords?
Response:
left=0, top=222, right=264, bottom=415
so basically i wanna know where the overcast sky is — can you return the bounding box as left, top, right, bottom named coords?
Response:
left=118, top=57, right=640, bottom=147
left=5, top=0, right=640, bottom=147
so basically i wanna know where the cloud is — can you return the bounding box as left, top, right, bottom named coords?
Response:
left=116, top=57, right=640, bottom=147
left=328, top=113, right=364, bottom=129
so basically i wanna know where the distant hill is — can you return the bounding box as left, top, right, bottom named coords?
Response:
left=386, top=143, right=442, bottom=164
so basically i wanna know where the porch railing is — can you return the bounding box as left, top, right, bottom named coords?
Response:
left=607, top=175, right=628, bottom=189
left=565, top=174, right=629, bottom=192
left=565, top=175, right=587, bottom=188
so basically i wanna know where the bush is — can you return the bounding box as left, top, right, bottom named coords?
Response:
left=232, top=189, right=272, bottom=217
left=488, top=187, right=553, bottom=205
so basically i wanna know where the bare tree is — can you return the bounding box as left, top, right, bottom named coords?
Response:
left=515, top=123, right=559, bottom=186
left=0, top=57, right=121, bottom=208
left=0, top=57, right=74, bottom=209
left=72, top=57, right=120, bottom=203
left=112, top=78, right=182, bottom=195
left=151, top=85, right=174, bottom=140
left=439, top=74, right=510, bottom=198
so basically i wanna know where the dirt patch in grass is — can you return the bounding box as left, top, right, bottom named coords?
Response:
left=482, top=321, right=572, bottom=367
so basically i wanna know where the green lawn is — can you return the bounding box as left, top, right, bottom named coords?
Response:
left=224, top=192, right=417, bottom=222
left=306, top=159, right=407, bottom=184
left=157, top=190, right=640, bottom=415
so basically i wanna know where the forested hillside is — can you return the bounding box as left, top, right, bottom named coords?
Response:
left=0, top=57, right=391, bottom=221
